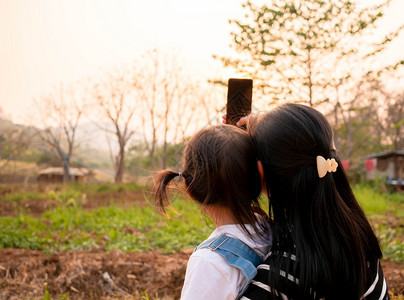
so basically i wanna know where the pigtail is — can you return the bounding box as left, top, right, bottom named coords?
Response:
left=152, top=170, right=181, bottom=216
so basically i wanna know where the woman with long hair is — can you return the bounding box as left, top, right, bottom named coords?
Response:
left=240, top=103, right=387, bottom=299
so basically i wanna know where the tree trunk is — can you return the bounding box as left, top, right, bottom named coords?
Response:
left=115, top=142, right=125, bottom=183
left=333, top=101, right=340, bottom=151
left=62, top=160, right=71, bottom=183
left=307, top=48, right=313, bottom=107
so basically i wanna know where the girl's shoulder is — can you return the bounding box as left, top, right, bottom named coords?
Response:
left=182, top=242, right=241, bottom=299
left=211, top=223, right=272, bottom=259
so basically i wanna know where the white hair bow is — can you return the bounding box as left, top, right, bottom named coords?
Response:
left=316, top=156, right=338, bottom=178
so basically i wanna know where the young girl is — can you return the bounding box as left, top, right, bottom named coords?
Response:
left=152, top=124, right=272, bottom=300
left=239, top=103, right=388, bottom=299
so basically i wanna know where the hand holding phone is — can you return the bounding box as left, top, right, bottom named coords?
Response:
left=226, top=78, right=253, bottom=127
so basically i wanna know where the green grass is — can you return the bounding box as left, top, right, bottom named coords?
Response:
left=0, top=196, right=212, bottom=254
left=385, top=191, right=404, bottom=205
left=1, top=191, right=48, bottom=202
left=354, top=184, right=389, bottom=214
left=353, top=184, right=404, bottom=263
left=0, top=183, right=402, bottom=263
left=375, top=225, right=404, bottom=263
left=354, top=184, right=404, bottom=217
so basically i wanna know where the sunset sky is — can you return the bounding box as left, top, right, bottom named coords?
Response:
left=1, top=0, right=403, bottom=124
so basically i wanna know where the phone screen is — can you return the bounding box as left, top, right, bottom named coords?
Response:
left=226, top=78, right=253, bottom=126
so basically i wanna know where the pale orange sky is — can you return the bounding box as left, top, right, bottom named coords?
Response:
left=1, top=0, right=403, bottom=124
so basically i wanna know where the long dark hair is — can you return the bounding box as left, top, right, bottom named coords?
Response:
left=250, top=103, right=382, bottom=299
left=152, top=124, right=266, bottom=236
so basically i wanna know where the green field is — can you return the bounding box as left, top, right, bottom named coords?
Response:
left=354, top=184, right=404, bottom=263
left=0, top=192, right=212, bottom=254
left=0, top=183, right=403, bottom=263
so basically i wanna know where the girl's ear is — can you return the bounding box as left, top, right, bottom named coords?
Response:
left=257, top=160, right=267, bottom=196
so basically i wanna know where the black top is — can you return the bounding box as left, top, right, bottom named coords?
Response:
left=240, top=249, right=389, bottom=300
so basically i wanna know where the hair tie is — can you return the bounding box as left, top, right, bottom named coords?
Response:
left=316, top=156, right=338, bottom=178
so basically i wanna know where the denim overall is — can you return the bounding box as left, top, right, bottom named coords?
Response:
left=194, top=234, right=263, bottom=298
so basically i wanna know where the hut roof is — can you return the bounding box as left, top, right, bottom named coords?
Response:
left=38, top=167, right=91, bottom=176
left=365, top=150, right=404, bottom=159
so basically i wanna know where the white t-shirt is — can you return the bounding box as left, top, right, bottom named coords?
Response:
left=181, top=223, right=272, bottom=300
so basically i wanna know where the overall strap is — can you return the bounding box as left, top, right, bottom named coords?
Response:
left=195, top=234, right=262, bottom=282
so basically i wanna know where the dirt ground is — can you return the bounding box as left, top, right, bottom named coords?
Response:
left=0, top=248, right=191, bottom=299
left=0, top=248, right=402, bottom=299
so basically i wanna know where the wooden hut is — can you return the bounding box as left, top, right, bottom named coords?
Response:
left=37, top=167, right=93, bottom=183
left=365, top=150, right=404, bottom=190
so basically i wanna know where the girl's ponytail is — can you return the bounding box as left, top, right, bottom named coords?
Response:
left=152, top=170, right=181, bottom=215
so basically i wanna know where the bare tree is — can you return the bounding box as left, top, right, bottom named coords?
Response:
left=387, top=91, right=404, bottom=151
left=383, top=90, right=404, bottom=178
left=32, top=84, right=86, bottom=182
left=372, top=86, right=404, bottom=151
left=199, top=82, right=228, bottom=127
left=93, top=67, right=137, bottom=183
left=332, top=66, right=404, bottom=161
left=332, top=77, right=382, bottom=159
left=372, top=68, right=404, bottom=152
left=134, top=50, right=205, bottom=170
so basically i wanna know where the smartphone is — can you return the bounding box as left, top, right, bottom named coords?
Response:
left=226, top=78, right=253, bottom=127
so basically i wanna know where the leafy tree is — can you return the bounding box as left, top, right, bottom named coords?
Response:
left=220, top=0, right=403, bottom=107
left=0, top=119, right=35, bottom=174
